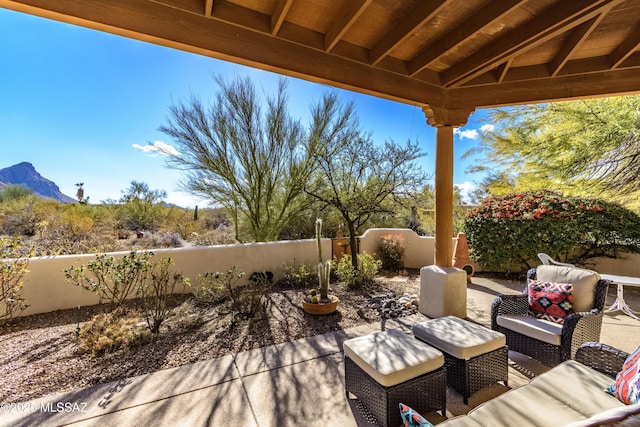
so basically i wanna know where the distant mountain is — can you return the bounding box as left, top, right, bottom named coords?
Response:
left=0, top=162, right=76, bottom=203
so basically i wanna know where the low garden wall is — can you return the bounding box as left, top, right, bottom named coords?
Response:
left=13, top=228, right=640, bottom=317
left=20, top=239, right=331, bottom=317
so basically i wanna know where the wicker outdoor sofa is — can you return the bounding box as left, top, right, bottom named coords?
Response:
left=437, top=342, right=640, bottom=426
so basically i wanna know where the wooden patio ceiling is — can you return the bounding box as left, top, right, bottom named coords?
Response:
left=3, top=0, right=640, bottom=267
left=3, top=0, right=640, bottom=114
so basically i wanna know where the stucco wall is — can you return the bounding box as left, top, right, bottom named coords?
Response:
left=19, top=239, right=331, bottom=317
left=11, top=229, right=640, bottom=317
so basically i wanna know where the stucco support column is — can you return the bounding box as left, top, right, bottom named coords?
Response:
left=422, top=105, right=474, bottom=267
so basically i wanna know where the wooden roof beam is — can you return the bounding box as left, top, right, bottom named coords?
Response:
left=442, top=0, right=623, bottom=88
left=369, top=0, right=447, bottom=66
left=449, top=67, right=640, bottom=109
left=271, top=0, right=293, bottom=36
left=550, top=14, right=605, bottom=76
left=496, top=59, right=514, bottom=83
left=0, top=0, right=445, bottom=107
left=205, top=0, right=213, bottom=17
left=325, top=0, right=372, bottom=52
left=610, top=25, right=640, bottom=68
left=409, top=0, right=525, bottom=77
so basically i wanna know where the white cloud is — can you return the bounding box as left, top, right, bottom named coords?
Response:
left=133, top=141, right=179, bottom=156
left=454, top=128, right=480, bottom=140
left=455, top=181, right=477, bottom=204
left=480, top=124, right=495, bottom=133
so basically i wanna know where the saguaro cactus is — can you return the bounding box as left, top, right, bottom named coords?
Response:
left=316, top=218, right=331, bottom=300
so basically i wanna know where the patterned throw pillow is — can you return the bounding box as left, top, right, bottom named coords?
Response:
left=527, top=279, right=574, bottom=324
left=399, top=403, right=433, bottom=427
left=608, top=346, right=640, bottom=405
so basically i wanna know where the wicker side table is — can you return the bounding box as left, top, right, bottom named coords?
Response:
left=413, top=316, right=508, bottom=405
left=343, top=329, right=447, bottom=427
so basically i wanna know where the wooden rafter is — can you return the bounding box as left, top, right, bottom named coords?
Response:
left=325, top=0, right=371, bottom=52
left=1, top=0, right=639, bottom=110
left=610, top=25, right=640, bottom=68
left=549, top=15, right=605, bottom=76
left=369, top=0, right=447, bottom=66
left=408, top=0, right=525, bottom=77
left=496, top=59, right=514, bottom=83
left=442, top=0, right=623, bottom=87
left=271, top=0, right=293, bottom=36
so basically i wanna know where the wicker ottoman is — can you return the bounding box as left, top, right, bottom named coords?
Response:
left=412, top=316, right=508, bottom=405
left=343, top=329, right=446, bottom=427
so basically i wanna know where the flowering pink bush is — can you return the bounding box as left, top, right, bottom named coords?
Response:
left=464, top=190, right=640, bottom=272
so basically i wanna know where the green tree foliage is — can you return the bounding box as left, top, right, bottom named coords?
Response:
left=160, top=75, right=325, bottom=242
left=118, top=181, right=167, bottom=233
left=464, top=190, right=640, bottom=273
left=304, top=101, right=427, bottom=272
left=465, top=96, right=640, bottom=210
left=0, top=184, right=34, bottom=203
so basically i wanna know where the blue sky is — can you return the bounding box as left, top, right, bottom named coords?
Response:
left=0, top=8, right=491, bottom=207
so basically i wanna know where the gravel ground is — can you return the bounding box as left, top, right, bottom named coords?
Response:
left=0, top=273, right=419, bottom=404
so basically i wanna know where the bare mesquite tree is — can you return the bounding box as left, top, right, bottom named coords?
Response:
left=305, top=110, right=428, bottom=273
left=159, top=75, right=361, bottom=242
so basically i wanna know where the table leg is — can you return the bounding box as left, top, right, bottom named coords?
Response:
left=605, top=283, right=640, bottom=321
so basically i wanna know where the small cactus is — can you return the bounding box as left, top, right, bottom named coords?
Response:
left=311, top=295, right=319, bottom=304
left=310, top=288, right=317, bottom=296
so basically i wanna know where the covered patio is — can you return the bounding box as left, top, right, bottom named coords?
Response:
left=2, top=0, right=640, bottom=267
left=1, top=274, right=638, bottom=426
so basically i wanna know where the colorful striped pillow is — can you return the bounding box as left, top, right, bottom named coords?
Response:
left=399, top=403, right=433, bottom=427
left=608, top=346, right=640, bottom=405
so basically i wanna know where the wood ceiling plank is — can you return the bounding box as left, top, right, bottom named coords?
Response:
left=0, top=0, right=445, bottom=107
left=324, top=0, right=372, bottom=52
left=549, top=14, right=605, bottom=76
left=408, top=0, right=525, bottom=76
left=271, top=0, right=293, bottom=35
left=369, top=0, right=447, bottom=66
left=442, top=0, right=623, bottom=87
left=610, top=25, right=640, bottom=67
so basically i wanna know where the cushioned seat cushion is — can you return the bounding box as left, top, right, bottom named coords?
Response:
left=496, top=315, right=563, bottom=345
left=343, top=329, right=444, bottom=387
left=530, top=360, right=624, bottom=416
left=535, top=265, right=600, bottom=313
left=412, top=316, right=506, bottom=359
left=466, top=381, right=588, bottom=426
left=564, top=403, right=640, bottom=427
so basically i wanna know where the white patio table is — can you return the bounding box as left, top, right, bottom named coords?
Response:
left=600, top=273, right=640, bottom=321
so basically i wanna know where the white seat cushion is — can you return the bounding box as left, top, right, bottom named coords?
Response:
left=536, top=265, right=600, bottom=313
left=496, top=314, right=563, bottom=345
left=412, top=316, right=506, bottom=359
left=343, top=329, right=444, bottom=387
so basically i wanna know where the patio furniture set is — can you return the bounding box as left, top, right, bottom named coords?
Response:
left=343, top=264, right=640, bottom=426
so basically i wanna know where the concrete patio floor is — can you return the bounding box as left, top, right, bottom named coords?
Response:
left=2, top=275, right=639, bottom=427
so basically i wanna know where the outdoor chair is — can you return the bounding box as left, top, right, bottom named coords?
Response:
left=491, top=265, right=610, bottom=367
left=537, top=252, right=575, bottom=268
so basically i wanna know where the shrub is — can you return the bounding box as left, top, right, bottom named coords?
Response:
left=464, top=190, right=640, bottom=273
left=79, top=311, right=152, bottom=356
left=201, top=266, right=271, bottom=320
left=0, top=237, right=33, bottom=323
left=280, top=261, right=317, bottom=288
left=378, top=234, right=406, bottom=271
left=64, top=251, right=154, bottom=312
left=335, top=252, right=381, bottom=290
left=139, top=257, right=190, bottom=333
